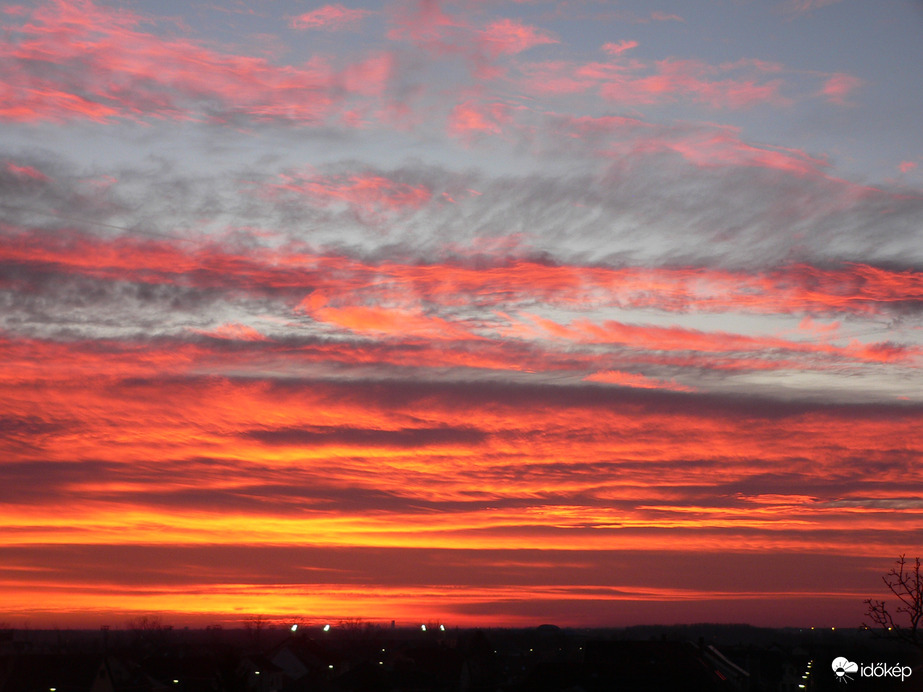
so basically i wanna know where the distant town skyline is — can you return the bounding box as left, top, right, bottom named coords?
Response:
left=0, top=0, right=922, bottom=628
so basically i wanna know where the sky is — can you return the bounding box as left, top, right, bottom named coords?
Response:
left=1, top=0, right=922, bottom=630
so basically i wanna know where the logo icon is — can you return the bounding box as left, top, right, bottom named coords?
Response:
left=832, top=657, right=858, bottom=683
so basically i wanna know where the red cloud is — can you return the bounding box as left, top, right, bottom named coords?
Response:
left=5, top=226, right=923, bottom=327
left=289, top=4, right=372, bottom=30
left=504, top=312, right=920, bottom=367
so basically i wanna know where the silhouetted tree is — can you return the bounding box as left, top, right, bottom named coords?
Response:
left=864, top=554, right=923, bottom=647
left=244, top=614, right=267, bottom=649
left=126, top=614, right=174, bottom=656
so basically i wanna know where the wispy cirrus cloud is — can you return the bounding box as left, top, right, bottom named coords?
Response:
left=289, top=3, right=373, bottom=31
left=821, top=73, right=863, bottom=104
left=601, top=40, right=639, bottom=56
left=783, top=0, right=845, bottom=16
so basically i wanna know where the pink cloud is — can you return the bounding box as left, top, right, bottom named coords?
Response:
left=5, top=161, right=50, bottom=181
left=539, top=111, right=830, bottom=177
left=519, top=61, right=599, bottom=95
left=263, top=171, right=432, bottom=214
left=602, top=59, right=788, bottom=109
left=0, top=86, right=121, bottom=123
left=340, top=51, right=394, bottom=97
left=449, top=99, right=512, bottom=137
left=601, top=40, right=638, bottom=56
left=784, top=0, right=844, bottom=15
left=0, top=0, right=392, bottom=126
left=387, top=6, right=555, bottom=80
left=637, top=126, right=828, bottom=176
left=477, top=18, right=557, bottom=57
left=650, top=11, right=684, bottom=22
left=797, top=317, right=840, bottom=338
left=899, top=161, right=918, bottom=174
left=289, top=4, right=372, bottom=31
left=821, top=73, right=862, bottom=104
left=193, top=323, right=269, bottom=342
left=387, top=0, right=461, bottom=44
left=521, top=54, right=789, bottom=109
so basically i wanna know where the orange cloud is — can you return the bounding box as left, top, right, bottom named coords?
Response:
left=306, top=304, right=483, bottom=341
left=1, top=356, right=921, bottom=625
left=583, top=370, right=694, bottom=392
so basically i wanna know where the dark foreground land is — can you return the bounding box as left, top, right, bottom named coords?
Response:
left=1, top=621, right=921, bottom=691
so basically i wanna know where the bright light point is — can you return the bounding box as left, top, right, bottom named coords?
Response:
left=328, top=665, right=334, bottom=669
left=421, top=624, right=427, bottom=631
left=440, top=624, right=445, bottom=631
left=291, top=624, right=298, bottom=632
left=323, top=624, right=331, bottom=632
left=255, top=671, right=260, bottom=675
left=831, top=627, right=835, bottom=631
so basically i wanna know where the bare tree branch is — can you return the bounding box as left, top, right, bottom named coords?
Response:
left=864, top=555, right=923, bottom=647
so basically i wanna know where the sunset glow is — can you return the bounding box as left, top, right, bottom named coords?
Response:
left=1, top=0, right=922, bottom=629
